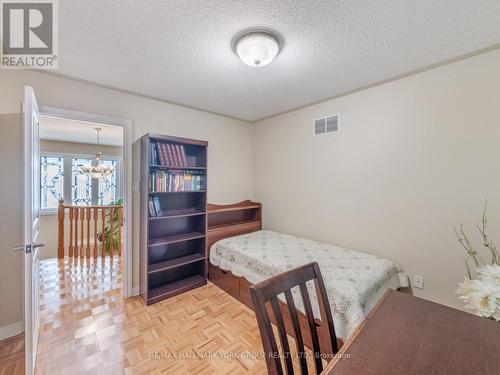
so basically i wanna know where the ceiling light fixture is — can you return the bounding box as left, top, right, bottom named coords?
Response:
left=232, top=27, right=283, bottom=67
left=79, top=128, right=115, bottom=179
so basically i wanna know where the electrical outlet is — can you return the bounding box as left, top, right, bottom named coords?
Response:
left=413, top=275, right=424, bottom=289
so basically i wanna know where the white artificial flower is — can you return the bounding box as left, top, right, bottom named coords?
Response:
left=456, top=265, right=500, bottom=322
left=493, top=309, right=500, bottom=321
left=477, top=264, right=500, bottom=281
left=456, top=278, right=475, bottom=299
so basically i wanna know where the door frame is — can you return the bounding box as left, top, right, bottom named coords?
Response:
left=38, top=105, right=133, bottom=297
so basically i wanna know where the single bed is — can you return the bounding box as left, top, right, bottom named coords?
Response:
left=206, top=201, right=409, bottom=348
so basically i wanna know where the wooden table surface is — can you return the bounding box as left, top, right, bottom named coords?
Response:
left=321, top=289, right=500, bottom=375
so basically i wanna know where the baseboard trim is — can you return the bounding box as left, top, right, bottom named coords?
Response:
left=0, top=321, right=23, bottom=340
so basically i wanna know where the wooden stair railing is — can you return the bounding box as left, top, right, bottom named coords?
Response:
left=57, top=200, right=124, bottom=259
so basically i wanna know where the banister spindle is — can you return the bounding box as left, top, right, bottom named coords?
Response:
left=109, top=207, right=115, bottom=257
left=101, top=207, right=106, bottom=259
left=93, top=207, right=98, bottom=258
left=57, top=204, right=124, bottom=260
left=80, top=207, right=84, bottom=257
left=68, top=207, right=74, bottom=258
left=86, top=207, right=91, bottom=258
left=57, top=200, right=65, bottom=258
left=74, top=208, right=79, bottom=259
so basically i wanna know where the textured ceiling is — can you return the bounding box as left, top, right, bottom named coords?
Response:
left=58, top=0, right=500, bottom=121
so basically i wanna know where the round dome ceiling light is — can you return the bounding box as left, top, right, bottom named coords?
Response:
left=232, top=28, right=283, bottom=67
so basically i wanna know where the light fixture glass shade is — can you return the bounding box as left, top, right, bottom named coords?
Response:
left=79, top=128, right=115, bottom=179
left=234, top=29, right=282, bottom=67
left=79, top=156, right=115, bottom=179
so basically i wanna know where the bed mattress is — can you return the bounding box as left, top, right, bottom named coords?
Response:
left=210, top=230, right=408, bottom=340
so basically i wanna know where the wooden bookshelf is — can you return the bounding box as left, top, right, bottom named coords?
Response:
left=140, top=134, right=208, bottom=305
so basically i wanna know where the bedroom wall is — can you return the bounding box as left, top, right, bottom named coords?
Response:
left=0, top=70, right=253, bottom=331
left=38, top=140, right=123, bottom=260
left=0, top=114, right=23, bottom=332
left=253, top=48, right=500, bottom=310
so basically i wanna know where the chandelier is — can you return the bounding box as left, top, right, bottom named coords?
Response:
left=79, top=128, right=115, bottom=179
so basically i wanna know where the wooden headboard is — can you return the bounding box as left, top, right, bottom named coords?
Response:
left=206, top=200, right=262, bottom=250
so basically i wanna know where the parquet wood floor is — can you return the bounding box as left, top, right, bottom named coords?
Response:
left=1, top=257, right=318, bottom=375
left=0, top=333, right=24, bottom=375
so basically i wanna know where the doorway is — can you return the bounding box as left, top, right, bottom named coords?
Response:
left=39, top=119, right=123, bottom=257
left=38, top=106, right=133, bottom=298
left=21, top=96, right=133, bottom=374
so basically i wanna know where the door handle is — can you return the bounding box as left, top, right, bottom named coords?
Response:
left=13, top=242, right=45, bottom=252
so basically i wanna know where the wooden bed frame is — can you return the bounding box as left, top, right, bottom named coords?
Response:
left=206, top=200, right=344, bottom=351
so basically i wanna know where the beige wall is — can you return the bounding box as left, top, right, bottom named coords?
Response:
left=38, top=140, right=123, bottom=260
left=40, top=139, right=123, bottom=156
left=253, top=48, right=500, bottom=310
left=0, top=114, right=23, bottom=328
left=0, top=70, right=253, bottom=328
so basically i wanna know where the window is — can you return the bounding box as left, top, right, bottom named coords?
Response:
left=41, top=156, right=64, bottom=210
left=40, top=154, right=120, bottom=212
left=71, top=158, right=92, bottom=206
left=98, top=159, right=117, bottom=205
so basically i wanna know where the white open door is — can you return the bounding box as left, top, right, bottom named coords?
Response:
left=19, top=86, right=45, bottom=374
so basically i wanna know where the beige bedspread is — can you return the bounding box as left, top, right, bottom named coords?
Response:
left=210, top=230, right=408, bottom=340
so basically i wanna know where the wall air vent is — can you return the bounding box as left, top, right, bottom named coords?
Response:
left=314, top=114, right=340, bottom=135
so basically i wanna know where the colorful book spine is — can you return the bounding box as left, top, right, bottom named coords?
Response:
left=149, top=169, right=204, bottom=192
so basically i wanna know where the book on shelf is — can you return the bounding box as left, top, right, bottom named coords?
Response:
left=148, top=196, right=162, bottom=217
left=164, top=143, right=172, bottom=165
left=150, top=141, right=190, bottom=167
left=149, top=169, right=204, bottom=192
left=152, top=196, right=161, bottom=216
left=150, top=141, right=159, bottom=165
left=172, top=144, right=181, bottom=166
left=148, top=197, right=156, bottom=217
left=179, top=144, right=187, bottom=166
left=158, top=143, right=166, bottom=165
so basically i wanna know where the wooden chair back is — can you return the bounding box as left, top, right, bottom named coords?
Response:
left=249, top=262, right=338, bottom=375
